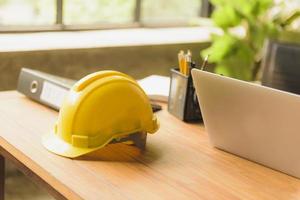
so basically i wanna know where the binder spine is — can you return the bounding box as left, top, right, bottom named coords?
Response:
left=17, top=68, right=71, bottom=111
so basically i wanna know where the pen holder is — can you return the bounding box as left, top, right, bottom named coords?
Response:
left=168, top=68, right=202, bottom=122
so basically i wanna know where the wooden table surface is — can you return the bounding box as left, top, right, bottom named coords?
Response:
left=0, top=91, right=300, bottom=200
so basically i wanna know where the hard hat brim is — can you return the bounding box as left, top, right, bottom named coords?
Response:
left=42, top=132, right=100, bottom=158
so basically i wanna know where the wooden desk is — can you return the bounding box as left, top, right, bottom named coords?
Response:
left=0, top=91, right=300, bottom=199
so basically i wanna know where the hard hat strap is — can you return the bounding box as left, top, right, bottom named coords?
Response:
left=110, top=132, right=147, bottom=150
left=71, top=131, right=147, bottom=150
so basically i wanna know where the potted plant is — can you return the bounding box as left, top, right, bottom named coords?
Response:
left=201, top=0, right=300, bottom=81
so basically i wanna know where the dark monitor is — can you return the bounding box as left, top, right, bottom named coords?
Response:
left=262, top=40, right=300, bottom=94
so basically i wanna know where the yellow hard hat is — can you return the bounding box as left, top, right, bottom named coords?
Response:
left=42, top=70, right=159, bottom=158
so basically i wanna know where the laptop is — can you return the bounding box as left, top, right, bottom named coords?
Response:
left=191, top=68, right=300, bottom=178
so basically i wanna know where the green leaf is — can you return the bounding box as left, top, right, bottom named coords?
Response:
left=227, top=0, right=272, bottom=20
left=201, top=34, right=239, bottom=62
left=212, top=6, right=241, bottom=29
left=209, top=0, right=226, bottom=6
left=214, top=40, right=255, bottom=81
left=256, top=0, right=273, bottom=15
left=214, top=64, right=232, bottom=77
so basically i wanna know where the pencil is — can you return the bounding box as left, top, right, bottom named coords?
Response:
left=186, top=50, right=192, bottom=76
left=178, top=50, right=185, bottom=74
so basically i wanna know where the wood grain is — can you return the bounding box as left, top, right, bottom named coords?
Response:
left=0, top=91, right=300, bottom=199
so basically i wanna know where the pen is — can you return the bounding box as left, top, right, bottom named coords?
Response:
left=201, top=55, right=209, bottom=71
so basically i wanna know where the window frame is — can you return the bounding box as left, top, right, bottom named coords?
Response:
left=0, top=0, right=212, bottom=33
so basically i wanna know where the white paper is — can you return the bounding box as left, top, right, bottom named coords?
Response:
left=138, top=75, right=170, bottom=102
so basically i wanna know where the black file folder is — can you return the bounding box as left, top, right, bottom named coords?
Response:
left=17, top=68, right=76, bottom=111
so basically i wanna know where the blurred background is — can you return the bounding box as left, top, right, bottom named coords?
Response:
left=0, top=0, right=202, bottom=26
left=0, top=0, right=210, bottom=92
left=0, top=0, right=300, bottom=199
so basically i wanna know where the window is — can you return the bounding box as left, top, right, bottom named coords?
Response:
left=0, top=0, right=209, bottom=32
left=141, top=0, right=201, bottom=25
left=0, top=0, right=56, bottom=25
left=64, top=0, right=136, bottom=25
